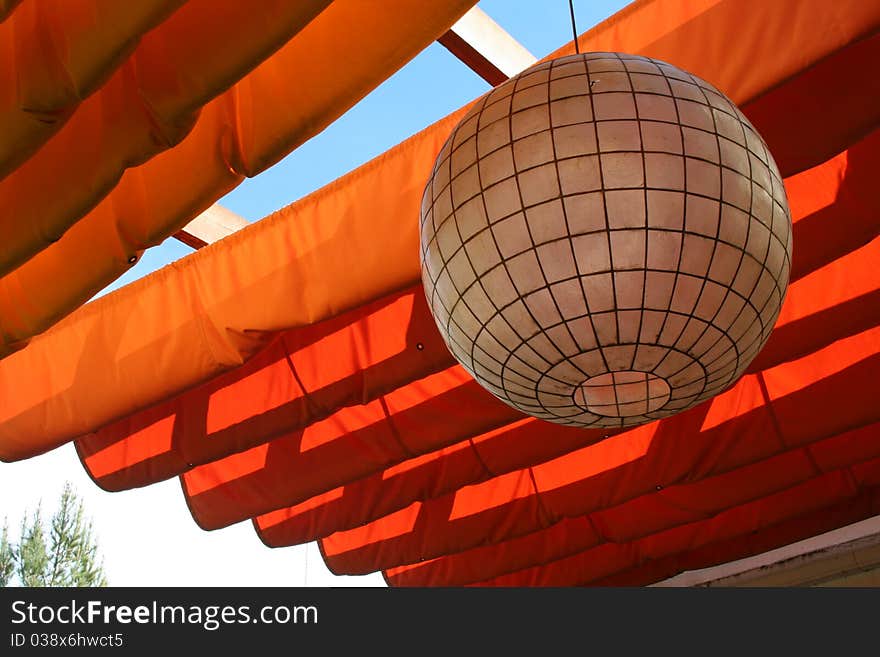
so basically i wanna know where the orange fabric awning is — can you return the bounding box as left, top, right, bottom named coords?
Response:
left=0, top=0, right=333, bottom=275
left=318, top=326, right=879, bottom=576
left=2, top=0, right=876, bottom=461
left=0, top=111, right=467, bottom=459
left=2, top=0, right=879, bottom=587
left=240, top=227, right=880, bottom=541
left=424, top=456, right=880, bottom=586
left=0, top=0, right=477, bottom=357
left=72, top=130, right=879, bottom=523
left=0, top=0, right=184, bottom=180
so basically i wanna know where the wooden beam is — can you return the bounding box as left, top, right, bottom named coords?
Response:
left=439, top=6, right=537, bottom=86
left=699, top=531, right=880, bottom=587
left=174, top=203, right=249, bottom=249
left=653, top=516, right=880, bottom=587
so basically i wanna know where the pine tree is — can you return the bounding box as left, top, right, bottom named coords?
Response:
left=1, top=482, right=107, bottom=587
left=0, top=522, right=14, bottom=586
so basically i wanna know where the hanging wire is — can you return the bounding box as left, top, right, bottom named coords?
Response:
left=568, top=0, right=580, bottom=54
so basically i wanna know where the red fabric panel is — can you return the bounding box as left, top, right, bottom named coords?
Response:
left=208, top=151, right=880, bottom=533
left=76, top=287, right=458, bottom=490
left=740, top=32, right=880, bottom=178
left=477, top=457, right=880, bottom=586
left=56, top=3, right=880, bottom=586
left=181, top=368, right=531, bottom=530
left=747, top=236, right=880, bottom=373
left=0, top=0, right=23, bottom=23
left=318, top=326, right=880, bottom=574
left=77, top=130, right=880, bottom=494
left=783, top=129, right=879, bottom=284
left=384, top=421, right=879, bottom=585
left=250, top=234, right=878, bottom=541
left=254, top=417, right=617, bottom=543
left=58, top=9, right=880, bottom=476
left=551, top=0, right=880, bottom=180
left=594, top=487, right=880, bottom=586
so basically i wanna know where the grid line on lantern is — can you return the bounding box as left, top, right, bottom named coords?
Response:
left=428, top=60, right=785, bottom=206
left=644, top=51, right=717, bottom=410
left=617, top=53, right=657, bottom=389
left=582, top=54, right=626, bottom=376
left=546, top=57, right=616, bottom=390
left=420, top=52, right=791, bottom=429
left=668, top=68, right=761, bottom=391
left=679, top=64, right=790, bottom=388
left=496, top=58, right=594, bottom=389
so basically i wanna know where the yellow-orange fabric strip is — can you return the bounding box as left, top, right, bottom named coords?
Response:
left=0, top=0, right=185, bottom=179
left=0, top=0, right=334, bottom=276
left=0, top=0, right=478, bottom=356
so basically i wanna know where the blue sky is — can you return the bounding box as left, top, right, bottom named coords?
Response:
left=1, top=0, right=630, bottom=587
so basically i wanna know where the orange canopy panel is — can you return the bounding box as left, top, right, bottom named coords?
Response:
left=1, top=0, right=878, bottom=588
left=1, top=0, right=877, bottom=462
left=558, top=0, right=880, bottom=178
left=312, top=322, right=879, bottom=574
left=72, top=131, right=878, bottom=515
left=0, top=108, right=468, bottom=459
left=437, top=459, right=880, bottom=587
left=238, top=226, right=880, bottom=541
left=0, top=0, right=478, bottom=356
left=339, top=222, right=877, bottom=583
left=365, top=313, right=880, bottom=584
left=592, top=486, right=880, bottom=587
left=0, top=0, right=334, bottom=275
left=0, top=0, right=184, bottom=180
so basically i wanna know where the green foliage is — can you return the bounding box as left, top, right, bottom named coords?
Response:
left=1, top=482, right=107, bottom=587
left=0, top=522, right=14, bottom=586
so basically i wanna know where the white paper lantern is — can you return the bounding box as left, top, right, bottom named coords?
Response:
left=419, top=53, right=792, bottom=429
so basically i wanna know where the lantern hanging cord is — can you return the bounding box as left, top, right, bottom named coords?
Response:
left=569, top=0, right=580, bottom=54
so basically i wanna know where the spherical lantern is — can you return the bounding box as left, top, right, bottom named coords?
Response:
left=419, top=52, right=792, bottom=429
